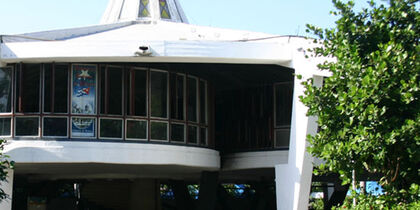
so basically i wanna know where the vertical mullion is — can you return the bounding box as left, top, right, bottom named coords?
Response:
left=131, top=69, right=135, bottom=116
left=105, top=66, right=109, bottom=114
left=68, top=64, right=72, bottom=138
left=11, top=64, right=15, bottom=138
left=18, top=63, right=23, bottom=113
left=51, top=63, right=55, bottom=113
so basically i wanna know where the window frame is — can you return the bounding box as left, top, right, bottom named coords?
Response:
left=273, top=81, right=294, bottom=148
left=99, top=117, right=124, bottom=140
left=0, top=66, right=13, bottom=116
left=187, top=75, right=199, bottom=123
left=0, top=117, right=12, bottom=138
left=42, top=63, right=70, bottom=114
left=99, top=65, right=124, bottom=116
left=15, top=64, right=42, bottom=114
left=125, top=118, right=148, bottom=141
left=149, top=69, right=169, bottom=120
left=127, top=67, right=149, bottom=117
left=149, top=120, right=169, bottom=142
left=14, top=116, right=40, bottom=137
left=170, top=122, right=186, bottom=143
left=42, top=116, right=69, bottom=138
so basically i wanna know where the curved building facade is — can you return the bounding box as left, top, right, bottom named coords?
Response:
left=0, top=0, right=329, bottom=210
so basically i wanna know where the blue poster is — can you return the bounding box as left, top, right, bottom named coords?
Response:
left=72, top=64, right=96, bottom=114
left=72, top=117, right=96, bottom=138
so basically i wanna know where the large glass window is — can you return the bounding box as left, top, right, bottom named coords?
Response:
left=170, top=73, right=185, bottom=120
left=100, top=66, right=123, bottom=115
left=171, top=123, right=185, bottom=143
left=199, top=80, right=207, bottom=124
left=126, top=119, right=147, bottom=140
left=15, top=117, right=39, bottom=136
left=43, top=117, right=68, bottom=137
left=127, top=68, right=147, bottom=116
left=187, top=77, right=197, bottom=122
left=274, top=82, right=294, bottom=148
left=139, top=0, right=151, bottom=17
left=150, top=70, right=168, bottom=118
left=16, top=64, right=41, bottom=113
left=44, top=64, right=68, bottom=113
left=0, top=117, right=11, bottom=137
left=150, top=121, right=168, bottom=141
left=0, top=68, right=12, bottom=113
left=7, top=63, right=210, bottom=147
left=100, top=118, right=123, bottom=139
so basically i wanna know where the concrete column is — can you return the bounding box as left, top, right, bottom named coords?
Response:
left=197, top=171, right=219, bottom=210
left=171, top=180, right=192, bottom=210
left=129, top=179, right=161, bottom=210
left=0, top=169, right=14, bottom=210
left=275, top=44, right=324, bottom=210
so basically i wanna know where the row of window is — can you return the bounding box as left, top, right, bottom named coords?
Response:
left=0, top=117, right=207, bottom=144
left=0, top=64, right=209, bottom=145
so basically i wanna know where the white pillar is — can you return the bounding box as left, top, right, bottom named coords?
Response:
left=275, top=43, right=324, bottom=210
left=0, top=169, right=14, bottom=210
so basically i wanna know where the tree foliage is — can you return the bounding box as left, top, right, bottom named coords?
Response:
left=0, top=139, right=13, bottom=201
left=301, top=0, right=419, bottom=203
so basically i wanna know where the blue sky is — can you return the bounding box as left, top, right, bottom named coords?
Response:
left=0, top=0, right=372, bottom=35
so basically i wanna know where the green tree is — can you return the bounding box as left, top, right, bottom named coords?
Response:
left=0, top=139, right=13, bottom=201
left=301, top=0, right=419, bottom=205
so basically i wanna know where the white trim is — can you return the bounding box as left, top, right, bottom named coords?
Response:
left=99, top=117, right=124, bottom=140
left=125, top=118, right=148, bottom=141
left=14, top=116, right=40, bottom=137
left=42, top=116, right=69, bottom=138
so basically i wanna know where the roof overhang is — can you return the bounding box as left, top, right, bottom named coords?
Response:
left=0, top=40, right=292, bottom=66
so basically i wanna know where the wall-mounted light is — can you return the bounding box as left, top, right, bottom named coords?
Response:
left=134, top=45, right=153, bottom=57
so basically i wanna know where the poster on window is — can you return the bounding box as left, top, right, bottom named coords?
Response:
left=72, top=64, right=96, bottom=114
left=71, top=117, right=96, bottom=138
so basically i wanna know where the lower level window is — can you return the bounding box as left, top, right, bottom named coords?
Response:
left=0, top=118, right=11, bottom=137
left=43, top=117, right=68, bottom=137
left=188, top=125, right=198, bottom=144
left=275, top=128, right=290, bottom=148
left=171, top=123, right=185, bottom=142
left=100, top=118, right=123, bottom=139
left=15, top=117, right=39, bottom=136
left=126, top=119, right=147, bottom=140
left=200, top=127, right=207, bottom=145
left=71, top=117, right=96, bottom=138
left=150, top=121, right=168, bottom=141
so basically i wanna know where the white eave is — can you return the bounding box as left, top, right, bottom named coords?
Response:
left=0, top=21, right=294, bottom=65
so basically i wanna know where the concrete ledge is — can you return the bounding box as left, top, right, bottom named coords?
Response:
left=222, top=150, right=288, bottom=171
left=5, top=140, right=220, bottom=169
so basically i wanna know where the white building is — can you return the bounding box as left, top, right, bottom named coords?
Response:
left=0, top=0, right=330, bottom=209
